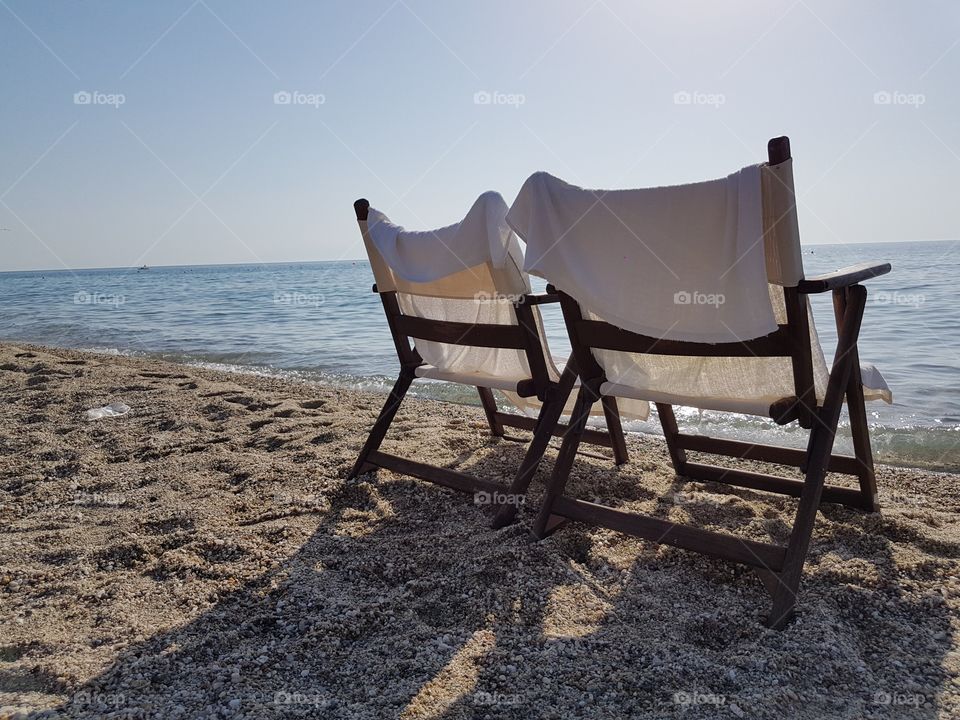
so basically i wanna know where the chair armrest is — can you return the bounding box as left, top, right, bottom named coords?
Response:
left=796, top=262, right=891, bottom=293
left=521, top=292, right=560, bottom=306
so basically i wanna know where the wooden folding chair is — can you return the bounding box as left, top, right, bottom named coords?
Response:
left=529, top=137, right=891, bottom=627
left=348, top=198, right=629, bottom=528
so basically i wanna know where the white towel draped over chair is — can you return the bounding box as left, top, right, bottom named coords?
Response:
left=364, top=193, right=648, bottom=419
left=506, top=166, right=891, bottom=416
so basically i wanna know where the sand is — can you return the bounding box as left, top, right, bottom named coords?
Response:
left=0, top=342, right=957, bottom=719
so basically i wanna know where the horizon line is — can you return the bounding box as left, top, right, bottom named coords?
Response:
left=1, top=237, right=955, bottom=274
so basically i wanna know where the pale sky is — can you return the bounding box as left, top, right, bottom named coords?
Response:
left=1, top=0, right=958, bottom=271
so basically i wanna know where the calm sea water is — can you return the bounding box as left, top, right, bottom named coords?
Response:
left=1, top=240, right=957, bottom=472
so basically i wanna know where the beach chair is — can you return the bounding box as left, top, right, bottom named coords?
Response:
left=508, top=137, right=892, bottom=627
left=348, top=192, right=634, bottom=527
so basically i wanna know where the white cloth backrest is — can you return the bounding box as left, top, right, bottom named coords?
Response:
left=507, top=166, right=778, bottom=344
left=356, top=193, right=554, bottom=384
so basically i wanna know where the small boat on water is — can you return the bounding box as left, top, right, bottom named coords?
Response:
left=137, top=265, right=149, bottom=271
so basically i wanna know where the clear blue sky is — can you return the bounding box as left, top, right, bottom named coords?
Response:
left=1, top=0, right=958, bottom=271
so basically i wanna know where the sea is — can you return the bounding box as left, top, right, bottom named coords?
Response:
left=1, top=240, right=957, bottom=473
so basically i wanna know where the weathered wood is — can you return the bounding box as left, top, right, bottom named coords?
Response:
left=769, top=284, right=867, bottom=628
left=552, top=496, right=787, bottom=571
left=798, top=262, right=892, bottom=293
left=655, top=403, right=687, bottom=474
left=681, top=462, right=870, bottom=509
left=494, top=411, right=614, bottom=448
left=834, top=287, right=879, bottom=512
left=477, top=387, right=504, bottom=437
left=394, top=315, right=527, bottom=349
left=573, top=319, right=792, bottom=357
left=493, top=363, right=579, bottom=528
left=367, top=451, right=502, bottom=495
left=354, top=198, right=370, bottom=221
left=601, top=396, right=629, bottom=465
left=674, top=434, right=863, bottom=476
left=532, top=383, right=599, bottom=539
left=347, top=369, right=414, bottom=480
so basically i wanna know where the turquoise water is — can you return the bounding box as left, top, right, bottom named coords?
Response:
left=1, top=240, right=957, bottom=472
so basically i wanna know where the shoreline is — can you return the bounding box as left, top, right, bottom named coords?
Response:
left=2, top=340, right=956, bottom=477
left=1, top=341, right=958, bottom=718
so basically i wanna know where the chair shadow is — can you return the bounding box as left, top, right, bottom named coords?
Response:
left=44, top=435, right=956, bottom=720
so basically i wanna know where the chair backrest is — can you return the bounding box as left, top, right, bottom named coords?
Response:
left=354, top=199, right=557, bottom=397
left=551, top=136, right=821, bottom=425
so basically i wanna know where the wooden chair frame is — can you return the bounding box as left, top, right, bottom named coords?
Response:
left=530, top=137, right=892, bottom=628
left=348, top=199, right=629, bottom=528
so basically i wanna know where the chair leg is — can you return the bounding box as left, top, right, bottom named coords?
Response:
left=655, top=403, right=688, bottom=475
left=347, top=369, right=414, bottom=480
left=491, top=364, right=580, bottom=528
left=532, top=384, right=599, bottom=539
left=477, top=386, right=505, bottom=437
left=834, top=286, right=879, bottom=512
left=768, top=285, right=867, bottom=628
left=491, top=396, right=564, bottom=528
left=601, top=396, right=629, bottom=465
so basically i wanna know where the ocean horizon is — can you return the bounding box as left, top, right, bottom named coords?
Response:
left=2, top=238, right=957, bottom=473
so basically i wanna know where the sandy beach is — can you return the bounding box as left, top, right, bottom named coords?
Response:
left=0, top=342, right=958, bottom=719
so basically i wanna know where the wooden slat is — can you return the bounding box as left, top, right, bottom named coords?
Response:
left=682, top=462, right=870, bottom=509
left=674, top=434, right=863, bottom=475
left=797, top=262, right=892, bottom=293
left=394, top=315, right=527, bottom=349
left=552, top=496, right=786, bottom=571
left=367, top=451, right=501, bottom=494
left=572, top=319, right=792, bottom=357
left=494, top=412, right=614, bottom=448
